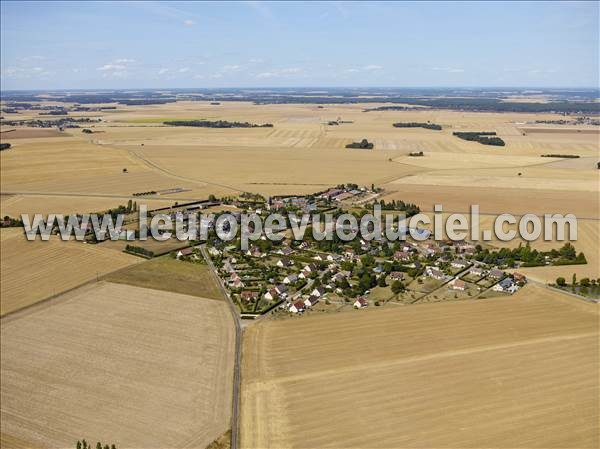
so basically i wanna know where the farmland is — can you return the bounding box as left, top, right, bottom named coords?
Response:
left=0, top=282, right=234, bottom=449
left=105, top=255, right=224, bottom=300
left=0, top=229, right=138, bottom=316
left=240, top=284, right=599, bottom=448
left=1, top=97, right=598, bottom=448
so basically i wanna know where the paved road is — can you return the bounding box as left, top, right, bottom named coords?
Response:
left=200, top=245, right=242, bottom=449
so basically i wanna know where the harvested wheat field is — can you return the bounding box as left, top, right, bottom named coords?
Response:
left=0, top=230, right=138, bottom=316
left=1, top=282, right=234, bottom=448
left=241, top=285, right=599, bottom=449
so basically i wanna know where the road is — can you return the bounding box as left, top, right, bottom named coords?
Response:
left=200, top=244, right=242, bottom=449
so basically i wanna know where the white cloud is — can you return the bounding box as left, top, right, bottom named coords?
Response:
left=255, top=67, right=304, bottom=78
left=178, top=67, right=190, bottom=73
left=158, top=68, right=170, bottom=75
left=98, top=64, right=126, bottom=71
left=431, top=66, right=464, bottom=73
left=183, top=19, right=195, bottom=27
left=363, top=65, right=382, bottom=71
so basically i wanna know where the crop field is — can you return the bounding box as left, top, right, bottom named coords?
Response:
left=2, top=101, right=598, bottom=208
left=104, top=255, right=224, bottom=299
left=240, top=284, right=599, bottom=449
left=0, top=230, right=139, bottom=316
left=0, top=282, right=234, bottom=448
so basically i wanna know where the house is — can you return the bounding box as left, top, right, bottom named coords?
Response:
left=353, top=297, right=368, bottom=309
left=311, top=286, right=326, bottom=298
left=275, top=284, right=288, bottom=296
left=230, top=278, right=245, bottom=289
left=469, top=266, right=485, bottom=277
left=326, top=254, right=342, bottom=262
left=276, top=258, right=293, bottom=268
left=333, top=272, right=347, bottom=283
left=373, top=265, right=384, bottom=274
left=426, top=266, right=445, bottom=281
left=240, top=291, right=259, bottom=302
left=320, top=188, right=344, bottom=200
left=389, top=272, right=405, bottom=281
left=289, top=300, right=306, bottom=313
left=313, top=254, right=324, bottom=261
left=283, top=273, right=298, bottom=284
left=425, top=244, right=441, bottom=256
left=449, top=279, right=467, bottom=291
left=176, top=247, right=195, bottom=259
left=493, top=278, right=518, bottom=293
left=394, top=251, right=410, bottom=262
left=451, top=259, right=469, bottom=269
left=299, top=241, right=311, bottom=250
left=304, top=295, right=319, bottom=308
left=277, top=247, right=294, bottom=256
left=223, top=260, right=235, bottom=273
left=344, top=248, right=357, bottom=260
left=246, top=246, right=264, bottom=258
left=302, top=263, right=318, bottom=274
left=333, top=192, right=354, bottom=202
left=264, top=288, right=278, bottom=300
left=512, top=272, right=527, bottom=283
left=489, top=268, right=505, bottom=280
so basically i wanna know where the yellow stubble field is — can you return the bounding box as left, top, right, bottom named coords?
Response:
left=240, top=284, right=599, bottom=449
left=0, top=229, right=139, bottom=316
left=0, top=282, right=234, bottom=449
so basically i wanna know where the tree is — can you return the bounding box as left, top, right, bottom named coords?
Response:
left=391, top=280, right=405, bottom=294
left=556, top=277, right=566, bottom=287
left=77, top=441, right=82, bottom=449
left=572, top=273, right=577, bottom=286
left=132, top=201, right=137, bottom=212
left=127, top=199, right=132, bottom=213
left=208, top=194, right=217, bottom=202
left=580, top=278, right=590, bottom=287
left=97, top=442, right=102, bottom=449
left=377, top=275, right=387, bottom=287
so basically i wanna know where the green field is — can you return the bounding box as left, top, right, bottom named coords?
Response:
left=104, top=256, right=223, bottom=300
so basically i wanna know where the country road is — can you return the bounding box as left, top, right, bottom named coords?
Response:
left=200, top=244, right=242, bottom=449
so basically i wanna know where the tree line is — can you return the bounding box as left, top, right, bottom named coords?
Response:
left=453, top=131, right=505, bottom=146
left=393, top=122, right=442, bottom=130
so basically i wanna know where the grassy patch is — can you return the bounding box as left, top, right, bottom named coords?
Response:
left=206, top=430, right=231, bottom=449
left=104, top=256, right=223, bottom=300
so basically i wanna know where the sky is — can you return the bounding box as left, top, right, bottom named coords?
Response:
left=1, top=1, right=598, bottom=90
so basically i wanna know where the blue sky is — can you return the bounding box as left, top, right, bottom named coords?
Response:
left=1, top=1, right=598, bottom=90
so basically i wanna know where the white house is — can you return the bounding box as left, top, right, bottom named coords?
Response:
left=451, top=259, right=469, bottom=269
left=353, top=297, right=368, bottom=309
left=264, top=288, right=278, bottom=300
left=493, top=278, right=518, bottom=293
left=289, top=300, right=306, bottom=313
left=311, top=286, right=326, bottom=298
left=283, top=273, right=298, bottom=284
left=304, top=295, right=319, bottom=308
left=449, top=278, right=467, bottom=291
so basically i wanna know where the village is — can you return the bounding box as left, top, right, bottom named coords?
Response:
left=185, top=184, right=550, bottom=319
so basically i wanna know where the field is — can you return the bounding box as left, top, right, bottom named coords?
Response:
left=1, top=100, right=599, bottom=447
left=104, top=255, right=224, bottom=300
left=0, top=282, right=234, bottom=449
left=241, top=284, right=599, bottom=448
left=0, top=229, right=138, bottom=316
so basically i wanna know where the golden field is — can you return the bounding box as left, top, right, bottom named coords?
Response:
left=1, top=100, right=599, bottom=449
left=0, top=229, right=139, bottom=316
left=240, top=284, right=599, bottom=449
left=0, top=282, right=234, bottom=449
